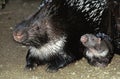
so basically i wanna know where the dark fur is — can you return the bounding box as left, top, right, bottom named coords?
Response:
left=80, top=33, right=114, bottom=67
left=13, top=0, right=116, bottom=72
left=110, top=0, right=120, bottom=53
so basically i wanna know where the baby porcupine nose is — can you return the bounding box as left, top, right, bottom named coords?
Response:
left=80, top=35, right=88, bottom=43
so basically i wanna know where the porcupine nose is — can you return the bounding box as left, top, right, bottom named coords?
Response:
left=13, top=31, right=24, bottom=42
left=80, top=35, right=88, bottom=43
left=13, top=29, right=28, bottom=43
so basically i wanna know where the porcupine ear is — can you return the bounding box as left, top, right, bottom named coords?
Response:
left=97, top=38, right=101, bottom=44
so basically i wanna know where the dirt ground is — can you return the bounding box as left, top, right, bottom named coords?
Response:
left=0, top=0, right=120, bottom=79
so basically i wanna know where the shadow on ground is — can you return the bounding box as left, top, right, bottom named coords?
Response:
left=0, top=0, right=120, bottom=79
